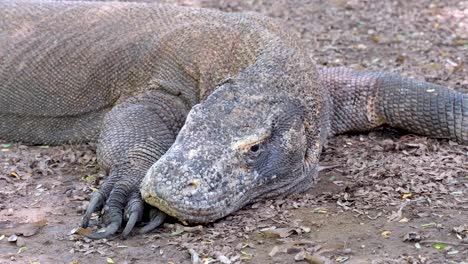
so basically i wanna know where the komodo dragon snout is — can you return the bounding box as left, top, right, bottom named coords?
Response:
left=141, top=82, right=314, bottom=223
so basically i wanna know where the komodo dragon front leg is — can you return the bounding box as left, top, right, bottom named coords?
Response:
left=81, top=91, right=188, bottom=239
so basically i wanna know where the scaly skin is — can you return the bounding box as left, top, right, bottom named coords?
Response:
left=0, top=1, right=466, bottom=238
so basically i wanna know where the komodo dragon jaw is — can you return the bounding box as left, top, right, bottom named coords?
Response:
left=141, top=82, right=318, bottom=223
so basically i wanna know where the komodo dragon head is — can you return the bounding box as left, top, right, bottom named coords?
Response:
left=142, top=77, right=328, bottom=223
left=141, top=52, right=327, bottom=223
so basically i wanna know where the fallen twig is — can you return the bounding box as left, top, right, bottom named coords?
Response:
left=419, top=240, right=468, bottom=247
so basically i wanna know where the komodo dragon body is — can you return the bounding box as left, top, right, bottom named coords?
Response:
left=1, top=1, right=466, bottom=238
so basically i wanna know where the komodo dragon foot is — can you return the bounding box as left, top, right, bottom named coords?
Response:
left=80, top=164, right=167, bottom=239
left=80, top=91, right=185, bottom=239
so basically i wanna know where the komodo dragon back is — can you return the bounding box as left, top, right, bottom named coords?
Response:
left=0, top=0, right=466, bottom=239
left=0, top=1, right=287, bottom=144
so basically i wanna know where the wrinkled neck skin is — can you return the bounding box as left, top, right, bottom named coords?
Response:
left=141, top=45, right=329, bottom=223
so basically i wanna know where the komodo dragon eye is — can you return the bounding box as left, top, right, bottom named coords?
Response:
left=231, top=128, right=270, bottom=156
left=247, top=142, right=265, bottom=159
left=250, top=144, right=260, bottom=152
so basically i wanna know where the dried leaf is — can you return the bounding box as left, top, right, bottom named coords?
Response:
left=240, top=251, right=253, bottom=260
left=370, top=34, right=381, bottom=43
left=452, top=62, right=464, bottom=74
left=395, top=54, right=406, bottom=65
left=401, top=193, right=412, bottom=199
left=82, top=174, right=97, bottom=182
left=336, top=256, right=349, bottom=263
left=381, top=230, right=391, bottom=238
left=260, top=227, right=297, bottom=238
left=215, top=253, right=231, bottom=264
left=311, top=208, right=328, bottom=214
left=17, top=246, right=27, bottom=254
left=432, top=243, right=446, bottom=250
left=452, top=38, right=468, bottom=46
left=15, top=219, right=48, bottom=237
left=10, top=171, right=21, bottom=179
left=421, top=223, right=437, bottom=228
left=268, top=246, right=279, bottom=257
left=428, top=63, right=442, bottom=70
left=294, top=250, right=306, bottom=261
left=452, top=225, right=468, bottom=235
left=202, top=258, right=216, bottom=264
left=305, top=254, right=332, bottom=264
left=1, top=143, right=12, bottom=148
left=70, top=227, right=93, bottom=236
left=188, top=248, right=200, bottom=264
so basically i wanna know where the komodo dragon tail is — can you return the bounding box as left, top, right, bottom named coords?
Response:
left=320, top=67, right=467, bottom=144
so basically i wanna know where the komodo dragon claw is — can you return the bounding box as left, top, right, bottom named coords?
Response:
left=81, top=177, right=166, bottom=239
left=139, top=209, right=167, bottom=234
left=81, top=192, right=105, bottom=229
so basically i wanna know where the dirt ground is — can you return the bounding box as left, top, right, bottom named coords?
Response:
left=1, top=0, right=467, bottom=263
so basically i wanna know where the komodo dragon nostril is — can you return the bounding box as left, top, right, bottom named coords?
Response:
left=188, top=179, right=200, bottom=188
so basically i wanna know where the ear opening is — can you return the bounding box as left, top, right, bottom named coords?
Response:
left=303, top=148, right=316, bottom=169
left=302, top=120, right=322, bottom=170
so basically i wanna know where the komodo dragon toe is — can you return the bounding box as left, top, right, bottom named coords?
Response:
left=80, top=170, right=166, bottom=239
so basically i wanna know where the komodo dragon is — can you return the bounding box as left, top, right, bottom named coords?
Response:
left=0, top=1, right=466, bottom=239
